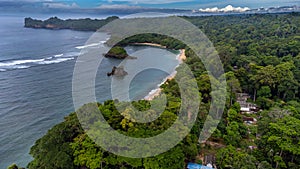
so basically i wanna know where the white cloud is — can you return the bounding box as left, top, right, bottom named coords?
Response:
left=43, top=2, right=79, bottom=9
left=199, top=5, right=251, bottom=12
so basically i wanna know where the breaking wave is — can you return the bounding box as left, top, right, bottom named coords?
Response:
left=0, top=53, right=77, bottom=72
left=75, top=43, right=101, bottom=49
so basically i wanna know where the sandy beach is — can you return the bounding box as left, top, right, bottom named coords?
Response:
left=177, top=49, right=186, bottom=63
left=144, top=49, right=186, bottom=100
left=132, top=42, right=167, bottom=48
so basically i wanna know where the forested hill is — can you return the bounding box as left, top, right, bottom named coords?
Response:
left=24, top=16, right=119, bottom=31
left=11, top=12, right=300, bottom=169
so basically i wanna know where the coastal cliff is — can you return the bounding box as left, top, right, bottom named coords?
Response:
left=24, top=16, right=118, bottom=31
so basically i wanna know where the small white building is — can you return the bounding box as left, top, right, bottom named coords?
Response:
left=237, top=93, right=258, bottom=114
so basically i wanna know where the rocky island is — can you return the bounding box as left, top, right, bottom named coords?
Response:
left=104, top=46, right=128, bottom=59
left=104, top=46, right=136, bottom=59
left=107, top=66, right=128, bottom=77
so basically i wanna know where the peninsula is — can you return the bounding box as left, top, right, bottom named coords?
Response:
left=24, top=16, right=118, bottom=31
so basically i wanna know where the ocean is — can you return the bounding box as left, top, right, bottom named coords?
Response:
left=0, top=13, right=179, bottom=168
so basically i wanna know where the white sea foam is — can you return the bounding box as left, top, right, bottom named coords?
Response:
left=64, top=52, right=81, bottom=57
left=75, top=43, right=100, bottom=49
left=0, top=59, right=45, bottom=67
left=158, top=71, right=177, bottom=86
left=0, top=55, right=75, bottom=71
left=144, top=88, right=161, bottom=100
left=14, top=65, right=30, bottom=69
left=148, top=88, right=160, bottom=96
left=38, top=57, right=74, bottom=65
left=54, top=54, right=64, bottom=58
left=53, top=52, right=80, bottom=58
left=144, top=70, right=178, bottom=100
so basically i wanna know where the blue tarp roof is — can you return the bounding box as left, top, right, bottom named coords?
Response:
left=187, top=163, right=213, bottom=169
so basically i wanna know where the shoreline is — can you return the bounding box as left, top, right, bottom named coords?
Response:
left=144, top=49, right=186, bottom=101
left=131, top=42, right=167, bottom=48
left=177, top=49, right=187, bottom=64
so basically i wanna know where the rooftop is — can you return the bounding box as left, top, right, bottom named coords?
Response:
left=187, top=163, right=214, bottom=169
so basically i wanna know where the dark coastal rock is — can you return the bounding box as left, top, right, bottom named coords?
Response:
left=104, top=53, right=137, bottom=59
left=104, top=53, right=128, bottom=59
left=107, top=66, right=128, bottom=77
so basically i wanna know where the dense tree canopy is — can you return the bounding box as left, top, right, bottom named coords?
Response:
left=10, top=12, right=300, bottom=169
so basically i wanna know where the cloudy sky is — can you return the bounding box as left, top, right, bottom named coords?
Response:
left=0, top=0, right=299, bottom=10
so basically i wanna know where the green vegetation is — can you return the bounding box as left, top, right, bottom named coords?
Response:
left=7, top=164, right=24, bottom=169
left=24, top=16, right=119, bottom=31
left=116, top=34, right=186, bottom=50
left=25, top=99, right=200, bottom=169
left=104, top=46, right=129, bottom=59
left=12, top=12, right=300, bottom=169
